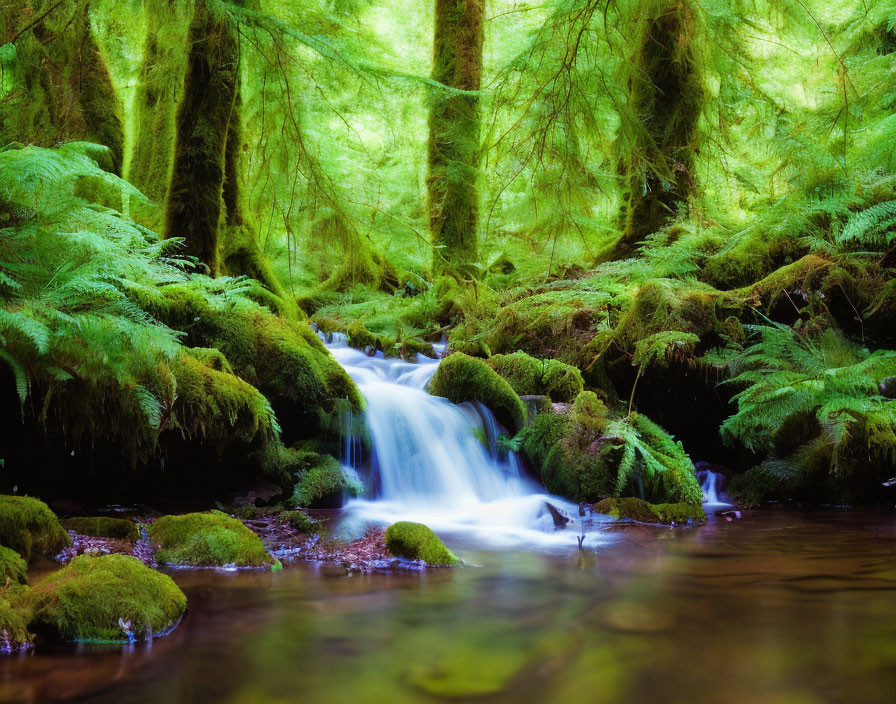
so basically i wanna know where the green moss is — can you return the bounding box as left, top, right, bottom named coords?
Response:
left=143, top=285, right=362, bottom=443
left=385, top=522, right=459, bottom=566
left=0, top=546, right=28, bottom=585
left=0, top=585, right=33, bottom=650
left=148, top=511, right=273, bottom=567
left=31, top=555, right=186, bottom=643
left=0, top=496, right=70, bottom=562
left=291, top=453, right=361, bottom=508
left=487, top=351, right=584, bottom=402
left=60, top=517, right=139, bottom=542
left=593, top=497, right=705, bottom=525
left=281, top=511, right=319, bottom=534
left=429, top=353, right=527, bottom=432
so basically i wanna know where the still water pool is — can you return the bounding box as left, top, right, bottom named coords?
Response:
left=2, top=510, right=895, bottom=704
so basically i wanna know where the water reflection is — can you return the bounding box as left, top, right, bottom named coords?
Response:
left=1, top=511, right=895, bottom=703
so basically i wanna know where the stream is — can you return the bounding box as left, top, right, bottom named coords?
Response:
left=2, top=341, right=895, bottom=703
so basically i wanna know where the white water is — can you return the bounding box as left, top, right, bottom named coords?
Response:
left=697, top=466, right=732, bottom=512
left=321, top=334, right=613, bottom=549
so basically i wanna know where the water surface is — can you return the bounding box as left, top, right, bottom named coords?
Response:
left=3, top=510, right=895, bottom=704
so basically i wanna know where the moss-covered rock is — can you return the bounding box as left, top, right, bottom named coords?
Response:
left=429, top=353, right=527, bottom=432
left=0, top=585, right=34, bottom=651
left=487, top=351, right=584, bottom=402
left=593, top=497, right=705, bottom=525
left=30, top=554, right=186, bottom=643
left=385, top=522, right=459, bottom=566
left=0, top=496, right=70, bottom=562
left=291, top=452, right=362, bottom=508
left=148, top=511, right=274, bottom=567
left=60, top=517, right=139, bottom=542
left=0, top=547, right=28, bottom=585
left=521, top=393, right=701, bottom=505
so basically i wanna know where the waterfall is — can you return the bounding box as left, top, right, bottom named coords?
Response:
left=696, top=464, right=732, bottom=511
left=321, top=334, right=611, bottom=547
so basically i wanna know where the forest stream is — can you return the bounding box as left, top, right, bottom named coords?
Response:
left=1, top=510, right=894, bottom=704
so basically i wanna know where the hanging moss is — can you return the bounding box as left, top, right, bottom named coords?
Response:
left=0, top=586, right=34, bottom=651
left=428, top=0, right=485, bottom=275
left=0, top=495, right=70, bottom=562
left=148, top=510, right=274, bottom=567
left=291, top=452, right=361, bottom=508
left=609, top=0, right=705, bottom=260
left=31, top=554, right=187, bottom=642
left=129, top=0, right=190, bottom=201
left=385, top=521, right=459, bottom=566
left=429, top=352, right=527, bottom=433
left=164, top=0, right=239, bottom=274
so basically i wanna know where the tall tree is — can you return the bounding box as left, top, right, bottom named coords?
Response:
left=129, top=0, right=189, bottom=201
left=0, top=0, right=125, bottom=173
left=163, top=0, right=238, bottom=275
left=428, top=0, right=485, bottom=276
left=610, top=0, right=704, bottom=261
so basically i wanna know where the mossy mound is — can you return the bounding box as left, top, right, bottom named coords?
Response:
left=486, top=351, right=584, bottom=403
left=593, top=497, right=705, bottom=525
left=385, top=522, right=459, bottom=566
left=0, top=585, right=34, bottom=650
left=0, top=547, right=28, bottom=585
left=0, top=496, right=71, bottom=562
left=60, top=517, right=139, bottom=542
left=137, top=284, right=362, bottom=442
left=428, top=353, right=527, bottom=433
left=521, top=392, right=702, bottom=505
left=30, top=554, right=186, bottom=643
left=148, top=511, right=274, bottom=567
left=291, top=452, right=361, bottom=508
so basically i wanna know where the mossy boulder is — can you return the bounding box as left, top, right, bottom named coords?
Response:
left=487, top=351, right=584, bottom=403
left=0, top=585, right=34, bottom=650
left=291, top=452, right=361, bottom=508
left=0, top=546, right=28, bottom=585
left=428, top=353, right=527, bottom=433
left=30, top=554, right=186, bottom=643
left=385, top=522, right=459, bottom=566
left=61, top=517, right=139, bottom=542
left=0, top=496, right=70, bottom=562
left=521, top=393, right=701, bottom=505
left=593, top=497, right=705, bottom=525
left=148, top=511, right=274, bottom=567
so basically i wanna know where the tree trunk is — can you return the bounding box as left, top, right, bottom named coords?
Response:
left=1, top=1, right=124, bottom=174
left=129, top=0, right=188, bottom=201
left=164, top=0, right=238, bottom=275
left=610, top=0, right=703, bottom=261
left=427, top=0, right=484, bottom=277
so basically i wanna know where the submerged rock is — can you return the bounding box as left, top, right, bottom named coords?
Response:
left=385, top=522, right=460, bottom=566
left=148, top=511, right=276, bottom=568
left=593, top=497, right=705, bottom=525
left=0, top=495, right=71, bottom=562
left=30, top=554, right=186, bottom=643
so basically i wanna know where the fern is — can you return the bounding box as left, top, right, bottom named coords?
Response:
left=837, top=200, right=896, bottom=251
left=715, top=322, right=896, bottom=477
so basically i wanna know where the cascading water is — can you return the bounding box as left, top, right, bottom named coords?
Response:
left=321, top=334, right=612, bottom=548
left=696, top=464, right=732, bottom=512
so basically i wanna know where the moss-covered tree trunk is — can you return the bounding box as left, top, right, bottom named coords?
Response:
left=427, top=0, right=485, bottom=276
left=128, top=0, right=189, bottom=201
left=163, top=0, right=238, bottom=275
left=0, top=0, right=125, bottom=174
left=610, top=0, right=703, bottom=261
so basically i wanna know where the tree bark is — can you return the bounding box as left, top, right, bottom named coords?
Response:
left=164, top=0, right=238, bottom=275
left=427, top=0, right=485, bottom=276
left=610, top=0, right=703, bottom=261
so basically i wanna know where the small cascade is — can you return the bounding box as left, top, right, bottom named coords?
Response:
left=319, top=334, right=612, bottom=547
left=696, top=464, right=732, bottom=512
